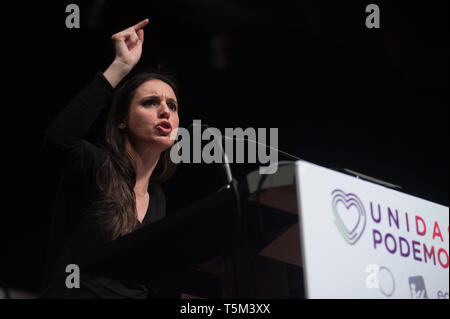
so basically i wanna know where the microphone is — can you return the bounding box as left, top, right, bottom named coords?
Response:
left=222, top=135, right=302, bottom=161
left=186, top=121, right=304, bottom=182
left=188, top=122, right=233, bottom=185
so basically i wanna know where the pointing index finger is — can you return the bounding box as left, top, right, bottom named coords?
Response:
left=133, top=19, right=149, bottom=31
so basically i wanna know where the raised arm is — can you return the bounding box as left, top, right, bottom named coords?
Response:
left=44, top=19, right=149, bottom=148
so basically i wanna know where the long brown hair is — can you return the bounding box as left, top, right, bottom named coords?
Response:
left=89, top=71, right=179, bottom=242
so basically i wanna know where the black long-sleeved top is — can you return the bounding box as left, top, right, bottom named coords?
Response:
left=39, top=72, right=167, bottom=299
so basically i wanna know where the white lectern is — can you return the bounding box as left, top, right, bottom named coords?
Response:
left=246, top=161, right=449, bottom=299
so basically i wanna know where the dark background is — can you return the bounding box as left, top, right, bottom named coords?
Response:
left=1, top=0, right=448, bottom=293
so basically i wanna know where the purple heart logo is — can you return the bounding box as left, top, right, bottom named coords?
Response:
left=331, top=189, right=366, bottom=245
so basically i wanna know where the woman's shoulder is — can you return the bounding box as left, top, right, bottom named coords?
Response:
left=71, top=140, right=107, bottom=173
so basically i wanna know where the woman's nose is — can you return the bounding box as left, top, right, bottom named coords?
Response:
left=159, top=103, right=170, bottom=119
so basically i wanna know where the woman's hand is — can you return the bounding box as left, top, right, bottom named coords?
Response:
left=111, top=18, right=149, bottom=70
left=103, top=19, right=149, bottom=88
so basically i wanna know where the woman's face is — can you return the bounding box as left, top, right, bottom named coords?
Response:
left=124, top=79, right=179, bottom=152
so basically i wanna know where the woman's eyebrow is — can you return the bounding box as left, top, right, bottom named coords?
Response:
left=141, top=94, right=159, bottom=100
left=141, top=94, right=176, bottom=103
left=166, top=97, right=178, bottom=105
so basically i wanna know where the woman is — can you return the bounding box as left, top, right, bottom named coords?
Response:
left=39, top=19, right=180, bottom=298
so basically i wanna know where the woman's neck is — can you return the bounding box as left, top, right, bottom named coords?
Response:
left=125, top=138, right=161, bottom=196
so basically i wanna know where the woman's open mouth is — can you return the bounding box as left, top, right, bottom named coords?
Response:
left=155, top=121, right=172, bottom=135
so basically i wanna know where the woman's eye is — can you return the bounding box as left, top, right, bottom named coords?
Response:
left=143, top=99, right=158, bottom=106
left=169, top=103, right=177, bottom=111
